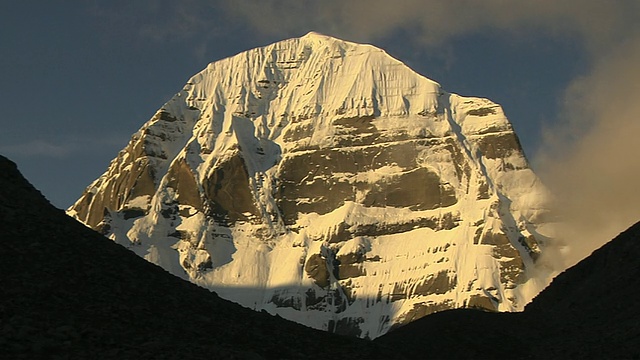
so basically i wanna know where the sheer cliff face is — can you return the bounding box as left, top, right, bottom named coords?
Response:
left=69, top=32, right=553, bottom=338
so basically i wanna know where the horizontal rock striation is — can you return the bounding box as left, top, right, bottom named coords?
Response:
left=69, top=32, right=554, bottom=339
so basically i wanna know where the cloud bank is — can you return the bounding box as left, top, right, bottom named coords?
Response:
left=537, top=38, right=640, bottom=266
left=223, top=0, right=634, bottom=49
left=0, top=135, right=129, bottom=159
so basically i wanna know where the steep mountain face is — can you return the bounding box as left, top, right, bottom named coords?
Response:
left=68, top=32, right=554, bottom=338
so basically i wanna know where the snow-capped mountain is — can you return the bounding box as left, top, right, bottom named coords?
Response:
left=68, top=32, right=554, bottom=339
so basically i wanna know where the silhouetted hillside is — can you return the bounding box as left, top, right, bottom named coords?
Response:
left=0, top=155, right=399, bottom=359
left=524, top=220, right=640, bottom=358
left=3, top=152, right=639, bottom=359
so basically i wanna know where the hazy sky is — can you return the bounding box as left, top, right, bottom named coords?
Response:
left=2, top=1, right=639, bottom=263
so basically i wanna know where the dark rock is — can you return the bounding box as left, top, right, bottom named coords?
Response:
left=466, top=107, right=497, bottom=116
left=202, top=152, right=259, bottom=224
left=122, top=208, right=146, bottom=220
left=474, top=132, right=522, bottom=159
left=304, top=253, right=330, bottom=288
left=329, top=317, right=364, bottom=338
left=361, top=167, right=457, bottom=210
left=166, top=159, right=204, bottom=212
left=412, top=271, right=456, bottom=296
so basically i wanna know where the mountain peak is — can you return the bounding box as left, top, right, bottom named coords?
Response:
left=194, top=32, right=440, bottom=126
left=301, top=30, right=333, bottom=40
left=69, top=35, right=555, bottom=339
left=298, top=31, right=369, bottom=50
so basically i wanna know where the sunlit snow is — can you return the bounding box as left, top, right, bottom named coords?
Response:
left=69, top=32, right=556, bottom=339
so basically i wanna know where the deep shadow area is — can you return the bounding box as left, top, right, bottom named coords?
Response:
left=3, top=152, right=640, bottom=359
left=0, top=155, right=400, bottom=359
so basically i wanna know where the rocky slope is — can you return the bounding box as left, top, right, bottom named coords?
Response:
left=0, top=154, right=399, bottom=359
left=68, top=32, right=554, bottom=338
left=377, top=220, right=640, bottom=358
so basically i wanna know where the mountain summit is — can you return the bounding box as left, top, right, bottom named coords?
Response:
left=69, top=33, right=554, bottom=338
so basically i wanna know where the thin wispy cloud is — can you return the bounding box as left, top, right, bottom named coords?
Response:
left=221, top=0, right=637, bottom=49
left=0, top=140, right=73, bottom=158
left=87, top=0, right=229, bottom=63
left=0, top=135, right=129, bottom=159
left=89, top=1, right=222, bottom=41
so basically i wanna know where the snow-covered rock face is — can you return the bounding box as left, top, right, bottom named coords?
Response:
left=69, top=32, right=554, bottom=339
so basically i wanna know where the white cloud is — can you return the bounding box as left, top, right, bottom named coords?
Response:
left=536, top=38, right=640, bottom=267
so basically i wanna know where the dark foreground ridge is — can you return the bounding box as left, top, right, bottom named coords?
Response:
left=377, top=220, right=640, bottom=359
left=0, top=155, right=399, bottom=359
left=3, top=153, right=640, bottom=359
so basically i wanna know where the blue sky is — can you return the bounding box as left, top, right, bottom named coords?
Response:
left=1, top=1, right=639, bottom=259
